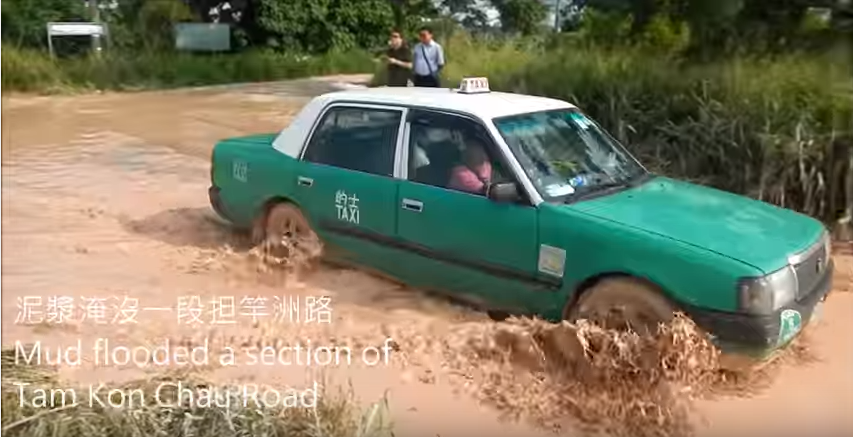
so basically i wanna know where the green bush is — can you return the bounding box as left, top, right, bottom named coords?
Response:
left=1, top=45, right=375, bottom=93
left=1, top=45, right=70, bottom=92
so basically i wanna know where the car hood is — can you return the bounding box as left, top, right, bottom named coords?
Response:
left=567, top=176, right=825, bottom=273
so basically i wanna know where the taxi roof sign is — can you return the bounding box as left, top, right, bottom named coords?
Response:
left=458, top=77, right=490, bottom=94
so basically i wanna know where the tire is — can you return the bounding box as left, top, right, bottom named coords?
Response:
left=566, top=277, right=675, bottom=336
left=487, top=310, right=510, bottom=321
left=260, top=202, right=322, bottom=267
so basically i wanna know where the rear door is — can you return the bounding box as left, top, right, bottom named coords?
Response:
left=293, top=104, right=406, bottom=257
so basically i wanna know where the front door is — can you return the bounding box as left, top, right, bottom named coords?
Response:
left=395, top=109, right=548, bottom=312
left=295, top=104, right=404, bottom=260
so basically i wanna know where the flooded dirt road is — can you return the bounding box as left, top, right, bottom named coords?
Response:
left=3, top=78, right=852, bottom=437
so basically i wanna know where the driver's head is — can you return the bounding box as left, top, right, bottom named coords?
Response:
left=463, top=138, right=488, bottom=167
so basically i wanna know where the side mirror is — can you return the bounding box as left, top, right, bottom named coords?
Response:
left=487, top=182, right=521, bottom=203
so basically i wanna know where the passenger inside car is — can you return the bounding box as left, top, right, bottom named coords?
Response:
left=448, top=137, right=492, bottom=194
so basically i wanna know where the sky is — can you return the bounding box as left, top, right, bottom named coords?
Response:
left=459, top=0, right=567, bottom=29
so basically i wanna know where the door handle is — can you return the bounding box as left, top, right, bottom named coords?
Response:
left=401, top=198, right=423, bottom=213
left=297, top=176, right=314, bottom=187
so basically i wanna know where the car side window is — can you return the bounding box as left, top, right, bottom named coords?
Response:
left=408, top=110, right=509, bottom=196
left=303, top=106, right=402, bottom=177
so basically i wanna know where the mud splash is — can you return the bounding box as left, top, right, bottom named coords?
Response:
left=250, top=233, right=325, bottom=276
left=242, top=239, right=815, bottom=437
left=438, top=315, right=816, bottom=437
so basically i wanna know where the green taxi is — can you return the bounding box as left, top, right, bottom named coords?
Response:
left=209, top=78, right=833, bottom=360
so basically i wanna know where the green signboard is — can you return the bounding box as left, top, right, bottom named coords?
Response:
left=174, top=23, right=230, bottom=52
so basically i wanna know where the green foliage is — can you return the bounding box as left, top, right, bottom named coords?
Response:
left=0, top=45, right=68, bottom=92
left=1, top=0, right=87, bottom=48
left=583, top=0, right=845, bottom=55
left=637, top=14, right=691, bottom=54
left=492, top=0, right=549, bottom=35
left=2, top=44, right=375, bottom=92
left=391, top=0, right=442, bottom=34
left=576, top=8, right=634, bottom=45
left=104, top=0, right=197, bottom=51
left=440, top=0, right=491, bottom=30
left=255, top=0, right=397, bottom=52
left=440, top=32, right=542, bottom=83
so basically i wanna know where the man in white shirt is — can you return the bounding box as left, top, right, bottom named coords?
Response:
left=411, top=26, right=445, bottom=87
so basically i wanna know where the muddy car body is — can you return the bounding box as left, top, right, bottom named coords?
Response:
left=209, top=78, right=833, bottom=360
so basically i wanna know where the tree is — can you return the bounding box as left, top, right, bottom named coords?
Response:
left=491, top=0, right=548, bottom=35
left=185, top=0, right=248, bottom=23
left=831, top=0, right=853, bottom=32
left=439, top=0, right=491, bottom=30
left=1, top=0, right=87, bottom=48
left=558, top=0, right=589, bottom=31
left=389, top=0, right=440, bottom=33
left=256, top=0, right=396, bottom=52
left=102, top=0, right=195, bottom=50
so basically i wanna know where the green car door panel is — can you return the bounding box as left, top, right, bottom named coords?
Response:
left=397, top=107, right=562, bottom=314
left=396, top=181, right=556, bottom=314
left=286, top=104, right=404, bottom=266
left=296, top=162, right=399, bottom=254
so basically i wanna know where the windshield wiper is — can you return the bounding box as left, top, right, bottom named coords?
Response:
left=566, top=178, right=639, bottom=203
left=591, top=180, right=631, bottom=193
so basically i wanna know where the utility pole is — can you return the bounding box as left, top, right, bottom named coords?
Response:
left=90, top=0, right=103, bottom=56
left=553, top=0, right=561, bottom=31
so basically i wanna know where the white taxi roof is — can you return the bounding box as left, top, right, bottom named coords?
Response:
left=317, top=86, right=575, bottom=119
left=272, top=86, right=576, bottom=158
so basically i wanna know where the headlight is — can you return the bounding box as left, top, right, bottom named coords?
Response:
left=737, top=265, right=798, bottom=315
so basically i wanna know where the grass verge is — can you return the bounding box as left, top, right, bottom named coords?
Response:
left=2, top=45, right=376, bottom=94
left=0, top=349, right=393, bottom=437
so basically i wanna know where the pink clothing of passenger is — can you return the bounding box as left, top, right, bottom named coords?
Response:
left=448, top=162, right=492, bottom=193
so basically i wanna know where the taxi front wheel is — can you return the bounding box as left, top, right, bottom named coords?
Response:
left=566, top=277, right=676, bottom=336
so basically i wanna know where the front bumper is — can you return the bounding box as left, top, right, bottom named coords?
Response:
left=686, top=259, right=834, bottom=358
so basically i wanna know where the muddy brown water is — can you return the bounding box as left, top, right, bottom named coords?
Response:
left=2, top=77, right=852, bottom=437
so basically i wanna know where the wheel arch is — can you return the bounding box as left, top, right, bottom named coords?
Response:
left=562, top=271, right=682, bottom=320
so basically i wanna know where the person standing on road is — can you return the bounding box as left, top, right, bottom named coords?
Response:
left=385, top=30, right=412, bottom=87
left=412, top=26, right=445, bottom=88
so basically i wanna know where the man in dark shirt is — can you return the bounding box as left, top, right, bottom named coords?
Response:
left=385, top=30, right=412, bottom=87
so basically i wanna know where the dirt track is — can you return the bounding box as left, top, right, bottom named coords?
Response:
left=2, top=77, right=853, bottom=437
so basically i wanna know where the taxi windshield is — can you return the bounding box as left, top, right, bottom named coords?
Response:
left=493, top=108, right=647, bottom=201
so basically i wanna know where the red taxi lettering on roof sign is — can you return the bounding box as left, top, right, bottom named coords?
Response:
left=459, top=77, right=490, bottom=94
